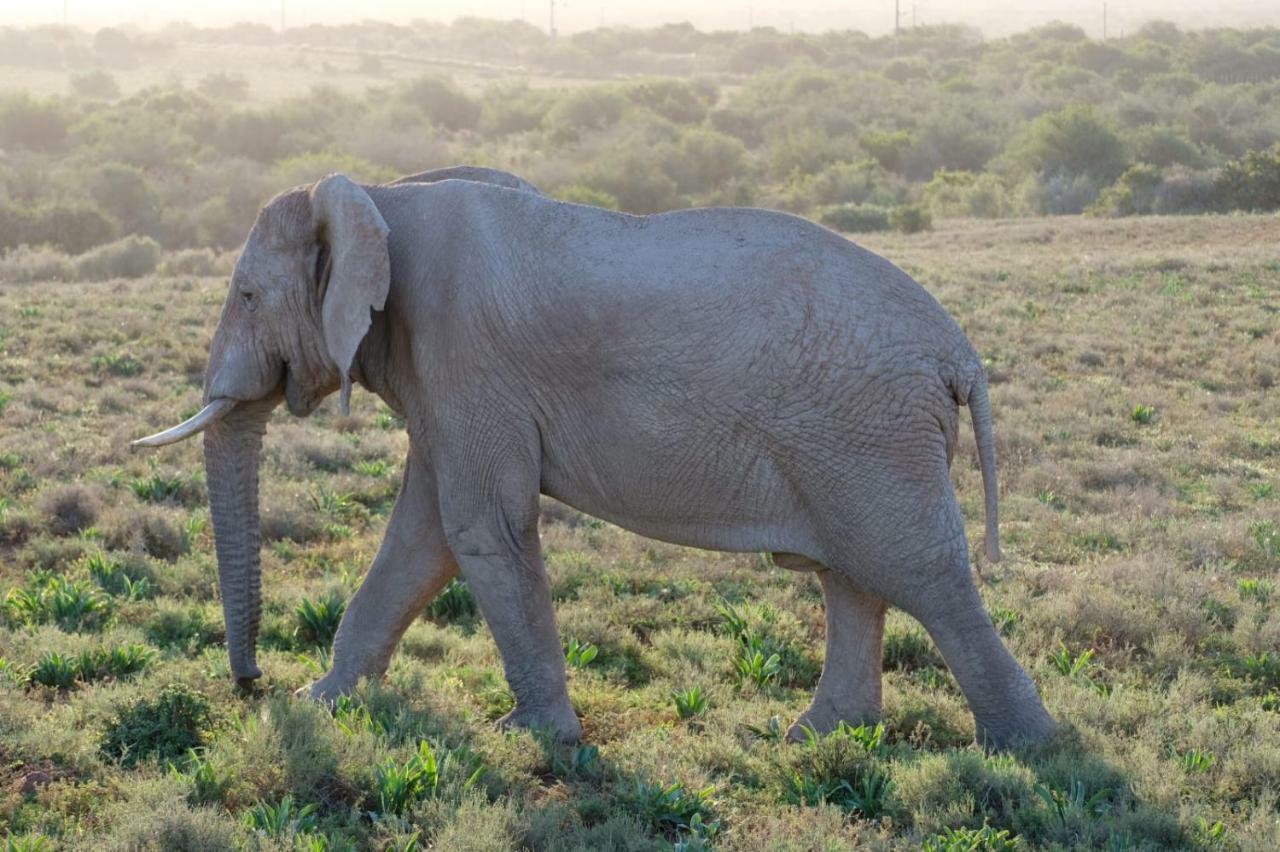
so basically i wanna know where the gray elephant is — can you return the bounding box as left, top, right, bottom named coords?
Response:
left=135, top=166, right=1056, bottom=749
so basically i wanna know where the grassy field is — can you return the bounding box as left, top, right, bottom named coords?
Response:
left=0, top=214, right=1277, bottom=850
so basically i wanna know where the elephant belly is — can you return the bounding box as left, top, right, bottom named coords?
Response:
left=537, top=418, right=818, bottom=555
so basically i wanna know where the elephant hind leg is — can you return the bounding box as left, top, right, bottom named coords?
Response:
left=778, top=554, right=887, bottom=741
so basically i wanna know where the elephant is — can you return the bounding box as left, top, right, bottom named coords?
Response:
left=134, top=167, right=1057, bottom=749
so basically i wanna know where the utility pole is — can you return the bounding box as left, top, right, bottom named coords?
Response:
left=1102, top=2, right=1108, bottom=39
left=894, top=0, right=900, bottom=37
left=549, top=0, right=557, bottom=41
left=280, top=0, right=285, bottom=31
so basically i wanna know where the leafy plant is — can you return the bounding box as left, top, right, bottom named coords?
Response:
left=734, top=635, right=782, bottom=687
left=565, top=638, right=599, bottom=668
left=1034, top=779, right=1112, bottom=825
left=128, top=471, right=189, bottom=504
left=91, top=351, right=143, bottom=377
left=673, top=685, right=709, bottom=719
left=628, top=780, right=718, bottom=837
left=922, top=824, right=1021, bottom=852
left=1050, top=644, right=1096, bottom=677
left=4, top=573, right=109, bottom=631
left=1130, top=404, right=1156, bottom=424
left=295, top=590, right=347, bottom=647
left=3, top=836, right=51, bottom=852
left=85, top=551, right=152, bottom=600
left=169, top=747, right=228, bottom=806
left=1175, top=747, right=1215, bottom=773
left=101, top=683, right=214, bottom=767
left=745, top=714, right=785, bottom=741
left=1237, top=578, right=1273, bottom=605
left=374, top=739, right=484, bottom=815
left=354, top=459, right=390, bottom=476
left=428, top=579, right=478, bottom=621
left=243, top=795, right=319, bottom=837
left=28, top=651, right=79, bottom=689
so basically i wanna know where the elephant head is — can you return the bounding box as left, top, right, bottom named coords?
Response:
left=133, top=174, right=390, bottom=686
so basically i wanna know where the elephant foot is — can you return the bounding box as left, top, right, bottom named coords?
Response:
left=786, top=700, right=880, bottom=743
left=974, top=705, right=1058, bottom=752
left=498, top=700, right=582, bottom=743
left=301, top=671, right=360, bottom=705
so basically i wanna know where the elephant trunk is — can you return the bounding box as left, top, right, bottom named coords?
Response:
left=203, top=399, right=274, bottom=686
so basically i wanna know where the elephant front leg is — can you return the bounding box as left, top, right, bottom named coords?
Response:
left=438, top=462, right=581, bottom=742
left=310, top=450, right=457, bottom=701
left=787, top=565, right=887, bottom=741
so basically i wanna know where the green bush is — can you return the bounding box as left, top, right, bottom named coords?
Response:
left=75, top=235, right=162, bottom=281
left=819, top=203, right=891, bottom=232
left=399, top=75, right=480, bottom=130
left=1010, top=104, right=1127, bottom=184
left=1216, top=143, right=1280, bottom=212
left=101, top=683, right=215, bottom=767
left=889, top=204, right=932, bottom=233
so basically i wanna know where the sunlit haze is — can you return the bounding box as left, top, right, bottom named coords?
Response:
left=4, top=0, right=1279, bottom=36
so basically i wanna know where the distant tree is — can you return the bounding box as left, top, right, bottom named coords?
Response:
left=197, top=72, right=250, bottom=100
left=1010, top=104, right=1127, bottom=184
left=626, top=79, right=712, bottom=125
left=1216, top=143, right=1280, bottom=211
left=69, top=70, right=120, bottom=100
left=0, top=94, right=69, bottom=151
left=398, top=76, right=479, bottom=131
left=88, top=163, right=155, bottom=235
left=666, top=128, right=747, bottom=194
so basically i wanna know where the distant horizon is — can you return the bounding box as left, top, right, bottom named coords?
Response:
left=4, top=1, right=1279, bottom=40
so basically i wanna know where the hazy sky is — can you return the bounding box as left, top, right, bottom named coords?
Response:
left=4, top=1, right=1279, bottom=37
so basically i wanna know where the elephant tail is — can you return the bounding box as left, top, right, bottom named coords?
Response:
left=955, top=365, right=1001, bottom=563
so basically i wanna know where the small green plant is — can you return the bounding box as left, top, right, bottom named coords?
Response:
left=1248, top=481, right=1274, bottom=500
left=1050, top=644, right=1096, bottom=677
left=1195, top=817, right=1227, bottom=846
left=428, top=579, right=478, bottom=621
left=91, top=351, right=144, bottom=377
left=1236, top=652, right=1280, bottom=691
left=374, top=739, right=483, bottom=815
left=0, top=391, right=12, bottom=415
left=628, top=780, right=718, bottom=838
left=295, top=591, right=347, bottom=647
left=3, top=836, right=51, bottom=852
left=4, top=573, right=109, bottom=631
left=28, top=651, right=79, bottom=689
left=565, top=638, right=599, bottom=668
left=673, top=685, right=709, bottom=719
left=1034, top=779, right=1112, bottom=825
left=1249, top=520, right=1279, bottom=558
left=128, top=472, right=188, bottom=503
left=734, top=635, right=782, bottom=687
left=101, top=683, right=214, bottom=767
left=745, top=714, right=785, bottom=741
left=922, top=824, right=1021, bottom=852
left=169, top=747, right=228, bottom=805
left=1237, top=577, right=1273, bottom=605
left=1035, top=489, right=1066, bottom=510
left=243, top=795, right=320, bottom=837
left=85, top=551, right=152, bottom=600
left=354, top=459, right=390, bottom=476
left=1175, top=747, right=1215, bottom=773
left=1130, top=404, right=1156, bottom=425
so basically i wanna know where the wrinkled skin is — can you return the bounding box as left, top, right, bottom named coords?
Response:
left=137, top=166, right=1056, bottom=750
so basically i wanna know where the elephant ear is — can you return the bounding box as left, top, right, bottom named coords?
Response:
left=310, top=174, right=391, bottom=415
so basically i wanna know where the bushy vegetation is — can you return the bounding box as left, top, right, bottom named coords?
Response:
left=0, top=214, right=1276, bottom=847
left=4, top=17, right=1280, bottom=287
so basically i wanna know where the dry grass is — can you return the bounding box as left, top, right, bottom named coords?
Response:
left=0, top=214, right=1277, bottom=849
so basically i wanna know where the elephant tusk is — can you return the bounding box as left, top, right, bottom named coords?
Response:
left=131, top=398, right=237, bottom=449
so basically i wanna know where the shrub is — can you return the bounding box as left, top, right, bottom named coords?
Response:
left=0, top=245, right=76, bottom=283
left=101, top=683, right=215, bottom=767
left=39, top=484, right=102, bottom=535
left=0, top=93, right=69, bottom=151
left=1089, top=163, right=1163, bottom=217
left=76, top=235, right=162, bottom=281
left=1010, top=104, right=1127, bottom=184
left=1216, top=143, right=1280, bottom=212
left=555, top=184, right=621, bottom=210
left=69, top=69, right=121, bottom=99
left=399, top=75, right=479, bottom=130
left=428, top=579, right=478, bottom=621
left=889, top=204, right=932, bottom=234
left=158, top=248, right=223, bottom=277
left=295, top=591, right=347, bottom=647
left=820, top=203, right=891, bottom=232
left=3, top=573, right=110, bottom=631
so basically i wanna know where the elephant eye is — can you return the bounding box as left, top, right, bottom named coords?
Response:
left=240, top=290, right=257, bottom=311
left=314, top=244, right=331, bottom=289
